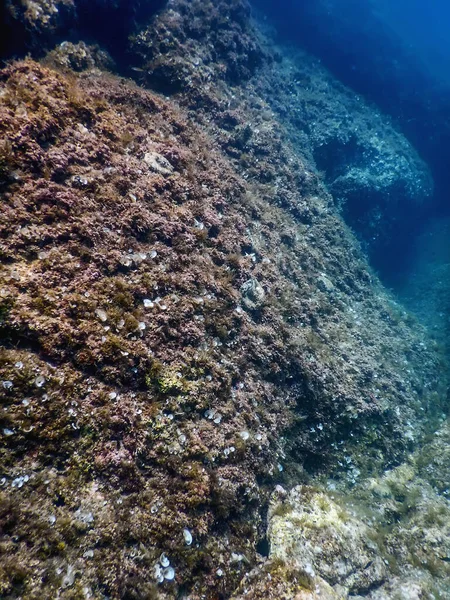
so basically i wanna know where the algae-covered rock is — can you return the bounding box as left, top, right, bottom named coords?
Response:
left=259, top=45, right=433, bottom=261
left=230, top=560, right=344, bottom=600
left=0, top=0, right=449, bottom=598
left=267, top=465, right=450, bottom=599
left=268, top=486, right=386, bottom=595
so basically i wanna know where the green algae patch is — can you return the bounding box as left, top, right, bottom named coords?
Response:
left=147, top=364, right=196, bottom=395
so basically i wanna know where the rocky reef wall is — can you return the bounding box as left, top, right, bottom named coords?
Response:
left=0, top=1, right=448, bottom=598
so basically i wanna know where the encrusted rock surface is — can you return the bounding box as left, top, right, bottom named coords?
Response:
left=130, top=1, right=433, bottom=260
left=230, top=560, right=344, bottom=600
left=266, top=419, right=450, bottom=600
left=268, top=486, right=386, bottom=595
left=258, top=46, right=433, bottom=259
left=0, top=0, right=448, bottom=598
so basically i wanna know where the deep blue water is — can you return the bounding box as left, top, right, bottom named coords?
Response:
left=253, top=0, right=450, bottom=288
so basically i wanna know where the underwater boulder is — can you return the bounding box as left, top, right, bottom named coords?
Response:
left=0, top=0, right=448, bottom=598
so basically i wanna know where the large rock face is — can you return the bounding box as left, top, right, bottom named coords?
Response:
left=130, top=1, right=433, bottom=261
left=0, top=1, right=448, bottom=599
left=251, top=46, right=433, bottom=263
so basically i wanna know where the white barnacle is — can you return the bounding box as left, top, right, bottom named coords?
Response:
left=239, top=431, right=250, bottom=441
left=160, top=553, right=170, bottom=568
left=76, top=510, right=94, bottom=524
left=154, top=564, right=164, bottom=584
left=163, top=567, right=175, bottom=581
left=2, top=381, right=13, bottom=390
left=62, top=565, right=75, bottom=588
left=143, top=299, right=154, bottom=308
left=183, top=528, right=193, bottom=546
left=34, top=375, right=45, bottom=387
left=95, top=308, right=108, bottom=322
left=230, top=552, right=245, bottom=564
left=120, top=256, right=133, bottom=267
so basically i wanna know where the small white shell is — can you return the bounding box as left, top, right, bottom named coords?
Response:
left=163, top=567, right=175, bottom=581
left=35, top=375, right=46, bottom=388
left=95, top=308, right=108, bottom=322
left=183, top=528, right=193, bottom=546
left=160, top=553, right=170, bottom=568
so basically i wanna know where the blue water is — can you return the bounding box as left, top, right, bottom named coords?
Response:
left=254, top=0, right=450, bottom=289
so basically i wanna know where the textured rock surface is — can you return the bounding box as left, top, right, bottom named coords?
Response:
left=251, top=44, right=433, bottom=260
left=230, top=561, right=344, bottom=600
left=268, top=486, right=386, bottom=595
left=268, top=440, right=450, bottom=599
left=0, top=0, right=448, bottom=598
left=130, top=2, right=433, bottom=258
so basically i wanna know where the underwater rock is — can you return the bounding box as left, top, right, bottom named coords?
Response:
left=259, top=46, right=433, bottom=261
left=268, top=486, right=386, bottom=595
left=0, top=0, right=75, bottom=57
left=240, top=278, right=265, bottom=311
left=230, top=560, right=344, bottom=600
left=46, top=40, right=114, bottom=72
left=0, top=0, right=163, bottom=59
left=0, top=0, right=448, bottom=598
left=267, top=466, right=450, bottom=599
